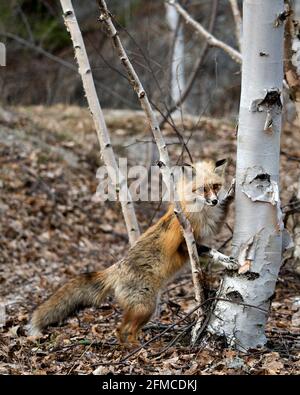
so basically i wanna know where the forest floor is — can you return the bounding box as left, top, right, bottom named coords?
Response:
left=0, top=105, right=300, bottom=375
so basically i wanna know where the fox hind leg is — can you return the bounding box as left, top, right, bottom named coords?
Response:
left=117, top=305, right=155, bottom=346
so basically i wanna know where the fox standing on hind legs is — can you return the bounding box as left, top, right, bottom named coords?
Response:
left=29, top=158, right=237, bottom=345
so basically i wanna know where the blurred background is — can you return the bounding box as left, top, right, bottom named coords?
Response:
left=0, top=0, right=242, bottom=117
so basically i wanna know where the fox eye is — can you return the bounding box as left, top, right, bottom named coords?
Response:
left=203, top=187, right=208, bottom=193
left=213, top=184, right=220, bottom=191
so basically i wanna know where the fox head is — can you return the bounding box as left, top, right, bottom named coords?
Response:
left=177, top=159, right=227, bottom=211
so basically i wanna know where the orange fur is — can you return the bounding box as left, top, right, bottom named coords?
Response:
left=29, top=159, right=231, bottom=345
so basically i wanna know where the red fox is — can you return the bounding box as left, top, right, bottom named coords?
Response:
left=29, top=159, right=237, bottom=345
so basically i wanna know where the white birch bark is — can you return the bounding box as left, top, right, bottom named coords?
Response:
left=59, top=0, right=140, bottom=245
left=208, top=0, right=284, bottom=350
left=165, top=3, right=185, bottom=115
left=98, top=0, right=206, bottom=327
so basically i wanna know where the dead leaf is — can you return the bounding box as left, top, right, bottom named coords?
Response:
left=261, top=352, right=284, bottom=375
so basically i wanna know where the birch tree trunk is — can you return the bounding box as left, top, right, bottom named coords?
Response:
left=165, top=2, right=185, bottom=115
left=208, top=0, right=284, bottom=350
left=59, top=0, right=140, bottom=245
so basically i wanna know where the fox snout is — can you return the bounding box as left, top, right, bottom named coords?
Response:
left=204, top=190, right=219, bottom=206
left=206, top=198, right=218, bottom=206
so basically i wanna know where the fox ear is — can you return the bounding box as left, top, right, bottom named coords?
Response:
left=215, top=158, right=227, bottom=168
left=215, top=158, right=227, bottom=175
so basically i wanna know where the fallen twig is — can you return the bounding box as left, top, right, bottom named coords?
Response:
left=118, top=295, right=267, bottom=363
left=119, top=301, right=206, bottom=363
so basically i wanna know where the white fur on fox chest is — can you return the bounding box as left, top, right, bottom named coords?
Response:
left=188, top=203, right=223, bottom=241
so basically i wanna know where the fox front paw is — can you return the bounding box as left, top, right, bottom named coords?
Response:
left=223, top=256, right=239, bottom=270
left=212, top=251, right=239, bottom=270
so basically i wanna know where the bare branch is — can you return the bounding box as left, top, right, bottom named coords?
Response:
left=119, top=294, right=268, bottom=362
left=167, top=0, right=242, bottom=64
left=108, top=18, right=193, bottom=163
left=229, top=0, right=242, bottom=51
left=16, top=1, right=35, bottom=44
left=97, top=0, right=206, bottom=331
left=59, top=0, right=140, bottom=245
left=0, top=31, right=137, bottom=108
left=120, top=300, right=206, bottom=363
left=159, top=0, right=219, bottom=130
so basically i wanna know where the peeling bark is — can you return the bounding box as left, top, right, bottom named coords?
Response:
left=250, top=89, right=282, bottom=131
left=208, top=0, right=284, bottom=350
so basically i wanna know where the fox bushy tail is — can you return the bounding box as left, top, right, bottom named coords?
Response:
left=29, top=268, right=113, bottom=336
